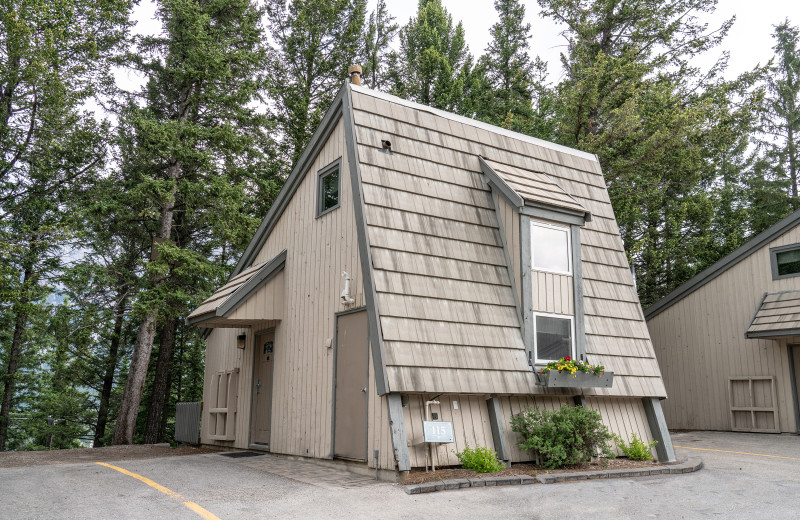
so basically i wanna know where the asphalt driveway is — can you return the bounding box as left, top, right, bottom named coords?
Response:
left=1, top=431, right=798, bottom=519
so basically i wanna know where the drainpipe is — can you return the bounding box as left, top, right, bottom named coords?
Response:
left=425, top=399, right=440, bottom=472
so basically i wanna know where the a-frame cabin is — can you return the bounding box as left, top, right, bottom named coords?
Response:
left=188, top=73, right=675, bottom=477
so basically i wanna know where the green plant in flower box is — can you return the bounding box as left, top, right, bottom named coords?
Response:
left=538, top=356, right=605, bottom=377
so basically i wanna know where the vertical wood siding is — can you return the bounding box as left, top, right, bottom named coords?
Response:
left=647, top=225, right=800, bottom=433
left=531, top=271, right=574, bottom=315
left=397, top=394, right=653, bottom=467
left=202, top=118, right=367, bottom=456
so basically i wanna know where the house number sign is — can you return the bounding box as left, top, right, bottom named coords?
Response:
left=422, top=421, right=454, bottom=443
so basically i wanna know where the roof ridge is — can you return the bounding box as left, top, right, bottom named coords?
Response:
left=350, top=84, right=598, bottom=162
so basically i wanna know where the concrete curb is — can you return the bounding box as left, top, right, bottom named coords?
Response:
left=403, top=458, right=703, bottom=494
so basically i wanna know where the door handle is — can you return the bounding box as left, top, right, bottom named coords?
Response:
left=360, top=387, right=367, bottom=393
left=256, top=378, right=261, bottom=395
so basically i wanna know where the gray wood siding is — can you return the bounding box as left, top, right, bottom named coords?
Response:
left=647, top=225, right=800, bottom=432
left=203, top=118, right=370, bottom=459
left=351, top=88, right=665, bottom=398
left=531, top=271, right=574, bottom=315
left=399, top=394, right=653, bottom=467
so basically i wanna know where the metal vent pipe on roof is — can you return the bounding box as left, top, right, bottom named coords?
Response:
left=348, top=64, right=362, bottom=85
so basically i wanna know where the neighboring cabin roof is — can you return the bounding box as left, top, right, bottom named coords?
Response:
left=349, top=84, right=666, bottom=397
left=644, top=208, right=800, bottom=321
left=745, top=290, right=800, bottom=339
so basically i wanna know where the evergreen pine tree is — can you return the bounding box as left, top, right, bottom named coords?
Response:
left=266, top=0, right=366, bottom=163
left=472, top=0, right=535, bottom=132
left=393, top=0, right=473, bottom=113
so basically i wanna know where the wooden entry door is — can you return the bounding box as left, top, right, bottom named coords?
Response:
left=251, top=331, right=275, bottom=446
left=334, top=310, right=369, bottom=461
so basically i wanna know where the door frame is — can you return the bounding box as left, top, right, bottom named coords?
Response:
left=330, top=306, right=369, bottom=461
left=249, top=327, right=276, bottom=450
left=788, top=343, right=800, bottom=435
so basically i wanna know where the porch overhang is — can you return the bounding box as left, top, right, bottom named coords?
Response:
left=187, top=250, right=286, bottom=328
left=745, top=290, right=800, bottom=339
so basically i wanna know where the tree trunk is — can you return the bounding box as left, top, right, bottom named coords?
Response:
left=0, top=266, right=32, bottom=451
left=112, top=162, right=180, bottom=445
left=144, top=317, right=176, bottom=444
left=789, top=125, right=797, bottom=199
left=94, top=295, right=128, bottom=447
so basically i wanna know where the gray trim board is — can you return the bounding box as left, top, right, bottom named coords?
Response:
left=520, top=204, right=587, bottom=226
left=520, top=214, right=534, bottom=365
left=572, top=225, right=587, bottom=360
left=788, top=344, right=800, bottom=435
left=342, top=84, right=390, bottom=396
left=478, top=156, right=523, bottom=209
left=231, top=87, right=347, bottom=277
left=187, top=250, right=287, bottom=326
left=315, top=158, right=342, bottom=218
left=642, top=397, right=676, bottom=462
left=486, top=396, right=510, bottom=462
left=386, top=393, right=411, bottom=472
left=645, top=207, right=800, bottom=320
left=746, top=328, right=800, bottom=339
left=770, top=243, right=800, bottom=280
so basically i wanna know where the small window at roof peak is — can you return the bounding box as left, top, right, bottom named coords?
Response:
left=771, top=243, right=800, bottom=279
left=316, top=159, right=340, bottom=217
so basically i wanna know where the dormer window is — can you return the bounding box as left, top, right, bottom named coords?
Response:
left=531, top=221, right=571, bottom=274
left=316, top=159, right=341, bottom=217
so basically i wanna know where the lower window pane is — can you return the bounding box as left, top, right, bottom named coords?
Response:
left=536, top=315, right=572, bottom=361
left=777, top=249, right=800, bottom=276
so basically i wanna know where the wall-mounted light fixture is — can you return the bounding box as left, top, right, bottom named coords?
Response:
left=236, top=333, right=246, bottom=349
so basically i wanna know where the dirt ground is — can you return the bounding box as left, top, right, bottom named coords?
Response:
left=402, top=457, right=664, bottom=485
left=0, top=443, right=220, bottom=468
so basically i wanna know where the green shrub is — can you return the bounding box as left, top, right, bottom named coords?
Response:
left=614, top=434, right=658, bottom=461
left=510, top=405, right=614, bottom=469
left=454, top=445, right=505, bottom=473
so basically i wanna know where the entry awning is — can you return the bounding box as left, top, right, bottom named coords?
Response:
left=746, top=290, right=800, bottom=339
left=188, top=250, right=286, bottom=328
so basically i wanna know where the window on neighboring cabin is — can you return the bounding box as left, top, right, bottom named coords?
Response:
left=531, top=221, right=571, bottom=274
left=771, top=244, right=800, bottom=279
left=534, top=313, right=574, bottom=363
left=317, top=160, right=340, bottom=217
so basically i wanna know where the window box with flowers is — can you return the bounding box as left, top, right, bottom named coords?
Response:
left=534, top=356, right=614, bottom=388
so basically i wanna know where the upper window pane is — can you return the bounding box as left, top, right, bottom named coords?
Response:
left=318, top=165, right=339, bottom=215
left=535, top=315, right=572, bottom=362
left=777, top=248, right=800, bottom=276
left=531, top=222, right=570, bottom=274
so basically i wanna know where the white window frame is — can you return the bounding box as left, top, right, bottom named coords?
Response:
left=533, top=311, right=575, bottom=365
left=530, top=220, right=572, bottom=275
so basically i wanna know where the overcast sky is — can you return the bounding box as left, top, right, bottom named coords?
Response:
left=128, top=0, right=799, bottom=84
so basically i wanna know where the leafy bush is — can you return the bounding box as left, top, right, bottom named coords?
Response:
left=614, top=434, right=658, bottom=461
left=510, top=405, right=614, bottom=469
left=454, top=445, right=505, bottom=473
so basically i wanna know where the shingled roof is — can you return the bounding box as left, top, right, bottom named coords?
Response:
left=348, top=85, right=665, bottom=398
left=746, top=290, right=800, bottom=338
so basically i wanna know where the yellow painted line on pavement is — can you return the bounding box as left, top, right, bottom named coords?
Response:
left=674, top=445, right=800, bottom=461
left=95, top=462, right=221, bottom=520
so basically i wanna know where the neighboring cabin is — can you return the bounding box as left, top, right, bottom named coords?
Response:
left=646, top=210, right=800, bottom=434
left=187, top=72, right=675, bottom=477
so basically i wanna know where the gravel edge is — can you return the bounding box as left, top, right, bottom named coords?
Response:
left=403, top=458, right=703, bottom=494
